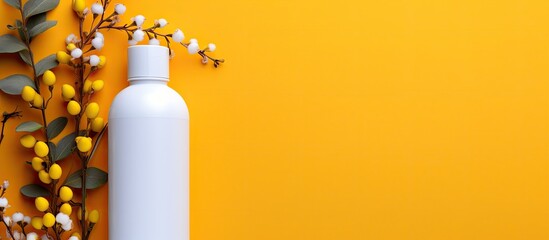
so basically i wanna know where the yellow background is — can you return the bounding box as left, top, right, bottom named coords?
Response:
left=1, top=0, right=548, bottom=239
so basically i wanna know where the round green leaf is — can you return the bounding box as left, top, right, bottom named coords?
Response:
left=16, top=121, right=43, bottom=133
left=47, top=117, right=67, bottom=140
left=20, top=184, right=50, bottom=197
left=27, top=13, right=46, bottom=31
left=54, top=132, right=76, bottom=161
left=65, top=167, right=108, bottom=189
left=47, top=142, right=56, bottom=160
left=23, top=0, right=59, bottom=19
left=35, top=54, right=58, bottom=76
left=0, top=74, right=35, bottom=95
left=0, top=34, right=27, bottom=54
left=3, top=0, right=21, bottom=9
left=18, top=50, right=33, bottom=66
left=29, top=20, right=57, bottom=38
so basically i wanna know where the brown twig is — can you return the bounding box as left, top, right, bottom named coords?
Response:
left=1, top=108, right=22, bottom=145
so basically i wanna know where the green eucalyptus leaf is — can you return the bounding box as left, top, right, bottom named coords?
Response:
left=18, top=50, right=32, bottom=66
left=64, top=167, right=108, bottom=189
left=0, top=34, right=27, bottom=53
left=0, top=74, right=35, bottom=95
left=27, top=13, right=46, bottom=31
left=47, top=117, right=67, bottom=140
left=47, top=142, right=57, bottom=160
left=3, top=0, right=21, bottom=9
left=35, top=54, right=58, bottom=76
left=20, top=184, right=50, bottom=197
left=15, top=20, right=27, bottom=43
left=29, top=20, right=56, bottom=38
left=16, top=121, right=43, bottom=133
left=23, top=0, right=59, bottom=19
left=54, top=132, right=76, bottom=161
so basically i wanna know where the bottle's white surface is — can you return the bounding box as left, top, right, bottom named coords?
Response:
left=109, top=46, right=189, bottom=240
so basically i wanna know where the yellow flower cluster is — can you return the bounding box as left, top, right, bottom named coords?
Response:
left=20, top=70, right=59, bottom=108
left=56, top=50, right=106, bottom=68
left=19, top=135, right=60, bottom=184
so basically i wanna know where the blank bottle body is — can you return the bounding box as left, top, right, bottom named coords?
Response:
left=109, top=46, right=189, bottom=240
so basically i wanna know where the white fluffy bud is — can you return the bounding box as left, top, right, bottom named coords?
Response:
left=156, top=19, right=168, bottom=28
left=114, top=4, right=126, bottom=14
left=26, top=232, right=38, bottom=240
left=91, top=37, right=104, bottom=50
left=208, top=43, right=216, bottom=52
left=71, top=48, right=83, bottom=58
left=132, top=15, right=145, bottom=27
left=91, top=3, right=103, bottom=15
left=148, top=38, right=160, bottom=45
left=61, top=220, right=72, bottom=231
left=56, top=213, right=70, bottom=225
left=132, top=30, right=145, bottom=42
left=89, top=55, right=100, bottom=66
left=65, top=34, right=76, bottom=44
left=172, top=29, right=184, bottom=43
left=188, top=42, right=200, bottom=54
left=12, top=212, right=24, bottom=223
left=0, top=197, right=7, bottom=207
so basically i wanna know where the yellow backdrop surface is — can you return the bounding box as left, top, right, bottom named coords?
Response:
left=1, top=0, right=548, bottom=239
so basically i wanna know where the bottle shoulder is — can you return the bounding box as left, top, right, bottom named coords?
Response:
left=109, top=84, right=189, bottom=119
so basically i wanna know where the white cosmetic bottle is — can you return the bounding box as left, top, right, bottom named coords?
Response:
left=109, top=45, right=189, bottom=239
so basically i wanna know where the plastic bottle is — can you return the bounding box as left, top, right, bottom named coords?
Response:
left=109, top=45, right=189, bottom=239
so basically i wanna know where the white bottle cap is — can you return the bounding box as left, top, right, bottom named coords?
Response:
left=128, top=45, right=169, bottom=81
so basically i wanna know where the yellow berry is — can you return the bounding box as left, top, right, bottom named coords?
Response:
left=77, top=207, right=88, bottom=221
left=31, top=157, right=44, bottom=172
left=56, top=51, right=71, bottom=64
left=42, top=70, right=56, bottom=86
left=20, top=134, right=36, bottom=148
left=85, top=102, right=99, bottom=119
left=98, top=56, right=106, bottom=68
left=91, top=117, right=105, bottom=132
left=38, top=170, right=52, bottom=184
left=89, top=210, right=99, bottom=223
left=73, top=0, right=85, bottom=12
left=32, top=94, right=44, bottom=108
left=60, top=203, right=72, bottom=215
left=42, top=213, right=55, bottom=228
left=31, top=217, right=43, bottom=230
left=62, top=84, right=76, bottom=100
left=83, top=80, right=92, bottom=93
left=35, top=197, right=49, bottom=212
left=59, top=186, right=73, bottom=202
left=91, top=80, right=104, bottom=92
left=34, top=141, right=49, bottom=157
left=66, top=43, right=76, bottom=51
left=76, top=137, right=92, bottom=152
left=21, top=86, right=36, bottom=102
left=67, top=100, right=81, bottom=115
left=48, top=163, right=62, bottom=180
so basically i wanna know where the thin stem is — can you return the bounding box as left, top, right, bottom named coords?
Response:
left=81, top=166, right=88, bottom=240
left=77, top=12, right=90, bottom=240
left=83, top=12, right=116, bottom=45
left=50, top=180, right=61, bottom=240
left=0, top=109, right=22, bottom=145
left=1, top=218, right=16, bottom=239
